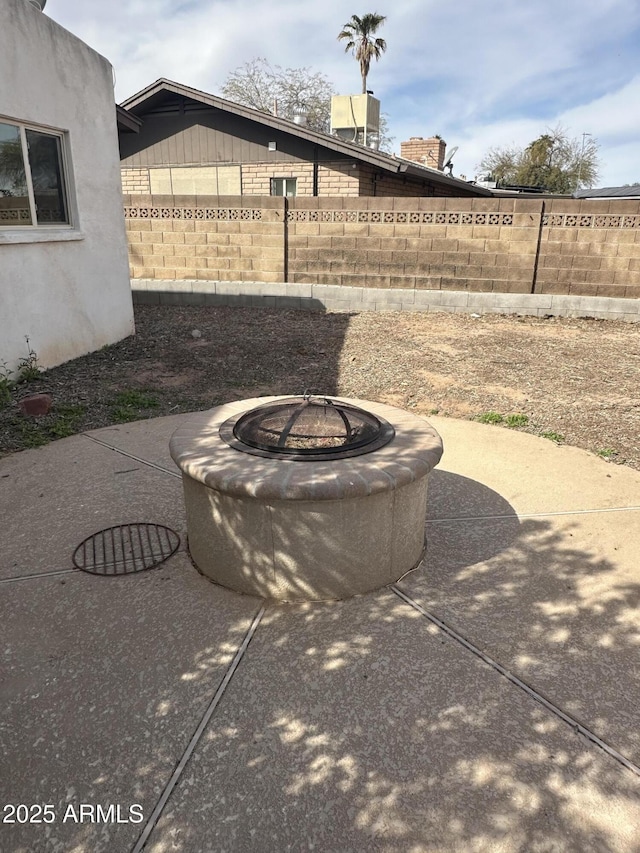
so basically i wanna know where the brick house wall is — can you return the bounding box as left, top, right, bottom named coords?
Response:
left=240, top=161, right=361, bottom=196
left=241, top=163, right=314, bottom=195
left=357, top=164, right=469, bottom=198
left=318, top=162, right=362, bottom=197
left=121, top=160, right=478, bottom=199
left=121, top=167, right=151, bottom=194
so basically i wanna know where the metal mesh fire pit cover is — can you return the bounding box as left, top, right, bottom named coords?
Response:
left=219, top=394, right=395, bottom=461
left=72, top=523, right=180, bottom=575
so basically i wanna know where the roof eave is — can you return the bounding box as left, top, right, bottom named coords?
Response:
left=399, top=163, right=492, bottom=195
left=116, top=104, right=142, bottom=133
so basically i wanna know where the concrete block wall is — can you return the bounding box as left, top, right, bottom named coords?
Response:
left=131, top=280, right=640, bottom=322
left=125, top=196, right=640, bottom=300
left=124, top=194, right=285, bottom=283
left=537, top=199, right=640, bottom=299
left=287, top=196, right=540, bottom=292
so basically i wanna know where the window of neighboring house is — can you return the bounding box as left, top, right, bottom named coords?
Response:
left=0, top=119, right=70, bottom=227
left=270, top=177, right=297, bottom=197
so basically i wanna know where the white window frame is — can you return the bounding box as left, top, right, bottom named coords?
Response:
left=0, top=116, right=79, bottom=242
left=270, top=177, right=297, bottom=197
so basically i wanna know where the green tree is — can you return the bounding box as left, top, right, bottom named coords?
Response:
left=337, top=13, right=387, bottom=94
left=221, top=56, right=394, bottom=152
left=478, top=127, right=601, bottom=192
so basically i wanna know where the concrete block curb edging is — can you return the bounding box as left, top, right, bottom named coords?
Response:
left=131, top=280, right=640, bottom=323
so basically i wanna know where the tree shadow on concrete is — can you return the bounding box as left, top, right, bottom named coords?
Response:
left=139, top=472, right=639, bottom=852
left=144, top=578, right=640, bottom=852
left=0, top=557, right=262, bottom=853
left=4, top=431, right=640, bottom=852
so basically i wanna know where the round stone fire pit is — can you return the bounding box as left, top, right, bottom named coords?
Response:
left=169, top=396, right=443, bottom=601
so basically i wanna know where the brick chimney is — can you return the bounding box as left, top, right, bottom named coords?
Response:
left=400, top=136, right=446, bottom=171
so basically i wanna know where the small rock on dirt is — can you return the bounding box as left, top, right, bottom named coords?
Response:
left=19, top=393, right=53, bottom=417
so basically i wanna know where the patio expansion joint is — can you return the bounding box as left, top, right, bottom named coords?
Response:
left=427, top=505, right=640, bottom=523
left=81, top=433, right=182, bottom=479
left=0, top=567, right=78, bottom=585
left=391, top=584, right=640, bottom=779
left=130, top=603, right=266, bottom=853
left=0, top=548, right=189, bottom=586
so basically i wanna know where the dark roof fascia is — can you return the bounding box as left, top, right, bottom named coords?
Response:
left=121, top=78, right=488, bottom=195
left=116, top=104, right=142, bottom=133
left=490, top=191, right=571, bottom=199
left=575, top=185, right=640, bottom=198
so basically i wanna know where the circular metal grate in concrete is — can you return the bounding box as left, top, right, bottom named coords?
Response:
left=72, top=523, right=180, bottom=576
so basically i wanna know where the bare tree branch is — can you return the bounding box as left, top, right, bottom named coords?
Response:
left=220, top=56, right=395, bottom=152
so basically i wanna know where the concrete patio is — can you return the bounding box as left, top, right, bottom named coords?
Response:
left=1, top=413, right=639, bottom=852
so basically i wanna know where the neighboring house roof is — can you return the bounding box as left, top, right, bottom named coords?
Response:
left=116, top=104, right=142, bottom=133
left=575, top=185, right=640, bottom=199
left=120, top=78, right=491, bottom=196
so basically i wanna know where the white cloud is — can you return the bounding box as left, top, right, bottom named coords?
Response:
left=560, top=75, right=640, bottom=144
left=45, top=0, right=640, bottom=187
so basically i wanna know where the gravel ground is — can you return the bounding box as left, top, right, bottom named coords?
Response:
left=1, top=304, right=639, bottom=469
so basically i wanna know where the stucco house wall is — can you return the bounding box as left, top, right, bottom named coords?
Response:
left=0, top=0, right=134, bottom=371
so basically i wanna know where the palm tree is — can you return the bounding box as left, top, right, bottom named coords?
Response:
left=337, top=13, right=387, bottom=94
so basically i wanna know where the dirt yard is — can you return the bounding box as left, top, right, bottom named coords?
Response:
left=1, top=304, right=638, bottom=469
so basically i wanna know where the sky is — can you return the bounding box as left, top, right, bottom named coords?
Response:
left=46, top=0, right=640, bottom=188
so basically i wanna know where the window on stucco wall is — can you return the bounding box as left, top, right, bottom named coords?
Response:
left=0, top=119, right=70, bottom=227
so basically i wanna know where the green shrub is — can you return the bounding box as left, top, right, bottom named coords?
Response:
left=540, top=430, right=565, bottom=443
left=113, top=390, right=159, bottom=408
left=476, top=411, right=504, bottom=424
left=505, top=413, right=529, bottom=428
left=17, top=337, right=42, bottom=383
left=596, top=448, right=617, bottom=459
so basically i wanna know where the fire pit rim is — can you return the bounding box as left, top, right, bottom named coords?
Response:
left=219, top=394, right=396, bottom=461
left=170, top=396, right=444, bottom=503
